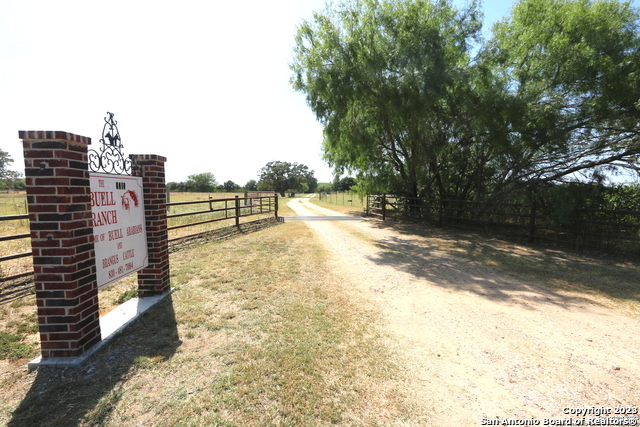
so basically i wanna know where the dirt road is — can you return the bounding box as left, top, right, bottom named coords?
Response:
left=287, top=196, right=640, bottom=426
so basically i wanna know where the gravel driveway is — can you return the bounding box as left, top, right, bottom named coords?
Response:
left=287, top=196, right=640, bottom=426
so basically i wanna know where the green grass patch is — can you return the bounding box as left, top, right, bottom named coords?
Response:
left=0, top=331, right=36, bottom=361
left=115, top=288, right=139, bottom=305
left=0, top=192, right=27, bottom=216
left=0, top=295, right=39, bottom=362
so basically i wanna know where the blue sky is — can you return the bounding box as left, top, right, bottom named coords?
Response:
left=1, top=0, right=635, bottom=186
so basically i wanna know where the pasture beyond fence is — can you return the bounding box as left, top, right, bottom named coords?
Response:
left=0, top=192, right=278, bottom=290
left=0, top=212, right=31, bottom=285
left=167, top=193, right=278, bottom=244
left=367, top=194, right=640, bottom=255
left=318, top=191, right=364, bottom=209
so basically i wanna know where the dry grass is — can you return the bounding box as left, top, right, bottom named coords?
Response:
left=0, top=193, right=38, bottom=361
left=0, top=193, right=27, bottom=217
left=0, top=193, right=31, bottom=288
left=1, top=221, right=424, bottom=426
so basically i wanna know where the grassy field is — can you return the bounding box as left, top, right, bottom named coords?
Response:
left=0, top=192, right=30, bottom=263
left=0, top=190, right=278, bottom=282
left=0, top=192, right=27, bottom=217
left=166, top=192, right=278, bottom=242
left=1, top=220, right=424, bottom=426
left=316, top=192, right=366, bottom=211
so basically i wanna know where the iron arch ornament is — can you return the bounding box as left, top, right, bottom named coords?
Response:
left=88, top=112, right=132, bottom=175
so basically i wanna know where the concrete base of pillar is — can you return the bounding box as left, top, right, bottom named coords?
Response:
left=28, top=290, right=174, bottom=370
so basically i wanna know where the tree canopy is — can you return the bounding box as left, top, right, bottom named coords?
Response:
left=184, top=172, right=218, bottom=192
left=244, top=179, right=258, bottom=191
left=485, top=0, right=640, bottom=190
left=291, top=0, right=640, bottom=200
left=333, top=176, right=357, bottom=192
left=223, top=180, right=240, bottom=192
left=0, top=148, right=24, bottom=191
left=257, top=161, right=317, bottom=196
left=0, top=148, right=14, bottom=179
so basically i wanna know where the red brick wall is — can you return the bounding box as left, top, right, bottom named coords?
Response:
left=20, top=131, right=101, bottom=358
left=130, top=154, right=170, bottom=296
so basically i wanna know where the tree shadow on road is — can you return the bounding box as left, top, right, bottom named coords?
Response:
left=365, top=220, right=640, bottom=311
left=8, top=295, right=181, bottom=427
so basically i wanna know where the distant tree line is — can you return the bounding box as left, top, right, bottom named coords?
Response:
left=167, top=161, right=318, bottom=196
left=317, top=176, right=357, bottom=193
left=1, top=148, right=322, bottom=199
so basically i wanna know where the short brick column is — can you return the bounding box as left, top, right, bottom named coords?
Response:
left=19, top=131, right=101, bottom=359
left=130, top=154, right=170, bottom=296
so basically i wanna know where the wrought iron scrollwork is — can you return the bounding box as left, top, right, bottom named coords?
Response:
left=88, top=112, right=132, bottom=175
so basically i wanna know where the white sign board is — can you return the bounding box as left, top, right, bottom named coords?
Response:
left=90, top=173, right=148, bottom=289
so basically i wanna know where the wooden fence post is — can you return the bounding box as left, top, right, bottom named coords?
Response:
left=382, top=194, right=386, bottom=221
left=438, top=199, right=443, bottom=227
left=235, top=195, right=240, bottom=227
left=529, top=202, right=537, bottom=243
left=274, top=194, right=279, bottom=218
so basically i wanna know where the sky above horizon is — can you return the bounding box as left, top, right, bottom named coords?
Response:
left=1, top=0, right=637, bottom=186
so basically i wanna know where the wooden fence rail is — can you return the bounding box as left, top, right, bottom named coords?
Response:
left=166, top=194, right=278, bottom=242
left=0, top=214, right=32, bottom=286
left=0, top=194, right=278, bottom=290
left=318, top=191, right=362, bottom=207
left=367, top=194, right=640, bottom=255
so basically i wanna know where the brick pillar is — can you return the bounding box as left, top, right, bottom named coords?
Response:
left=130, top=154, right=170, bottom=296
left=19, top=131, right=101, bottom=359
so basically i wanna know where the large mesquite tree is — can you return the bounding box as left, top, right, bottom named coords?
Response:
left=291, top=0, right=486, bottom=199
left=292, top=0, right=640, bottom=200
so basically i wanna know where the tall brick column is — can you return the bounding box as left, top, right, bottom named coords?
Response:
left=19, top=131, right=101, bottom=359
left=130, top=154, right=170, bottom=296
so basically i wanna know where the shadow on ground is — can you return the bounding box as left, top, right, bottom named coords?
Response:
left=0, top=282, right=34, bottom=306
left=364, top=219, right=640, bottom=309
left=8, top=295, right=181, bottom=427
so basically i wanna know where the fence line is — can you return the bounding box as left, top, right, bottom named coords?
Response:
left=1, top=194, right=279, bottom=290
left=367, top=194, right=640, bottom=255
left=166, top=194, right=277, bottom=242
left=0, top=213, right=32, bottom=286
left=317, top=191, right=363, bottom=208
